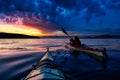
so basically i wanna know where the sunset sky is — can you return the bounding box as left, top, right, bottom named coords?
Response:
left=0, top=0, right=120, bottom=36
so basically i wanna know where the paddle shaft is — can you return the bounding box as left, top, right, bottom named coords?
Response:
left=62, top=29, right=72, bottom=39
left=66, top=33, right=72, bottom=39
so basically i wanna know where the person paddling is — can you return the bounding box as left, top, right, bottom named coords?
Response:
left=69, top=36, right=82, bottom=57
left=70, top=36, right=81, bottom=48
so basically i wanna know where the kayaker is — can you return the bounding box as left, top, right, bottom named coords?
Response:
left=69, top=36, right=81, bottom=57
left=70, top=36, right=81, bottom=48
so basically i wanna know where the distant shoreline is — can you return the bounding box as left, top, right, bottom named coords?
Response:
left=0, top=32, right=40, bottom=38
left=0, top=37, right=120, bottom=39
left=0, top=33, right=120, bottom=39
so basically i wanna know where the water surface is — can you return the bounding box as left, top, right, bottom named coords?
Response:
left=0, top=38, right=120, bottom=80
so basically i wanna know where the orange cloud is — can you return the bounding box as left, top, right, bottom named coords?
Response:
left=0, top=24, right=52, bottom=36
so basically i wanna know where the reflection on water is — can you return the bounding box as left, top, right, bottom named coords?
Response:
left=0, top=39, right=67, bottom=55
left=0, top=39, right=120, bottom=52
left=0, top=38, right=120, bottom=80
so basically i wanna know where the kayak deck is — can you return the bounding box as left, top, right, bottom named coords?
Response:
left=65, top=43, right=107, bottom=57
left=24, top=48, right=68, bottom=80
left=25, top=67, right=65, bottom=80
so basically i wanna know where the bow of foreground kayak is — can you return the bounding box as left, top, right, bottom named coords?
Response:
left=24, top=48, right=71, bottom=80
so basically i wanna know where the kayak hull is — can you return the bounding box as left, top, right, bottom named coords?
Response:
left=65, top=43, right=106, bottom=57
left=65, top=44, right=108, bottom=69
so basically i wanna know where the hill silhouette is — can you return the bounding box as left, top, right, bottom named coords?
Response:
left=0, top=32, right=40, bottom=38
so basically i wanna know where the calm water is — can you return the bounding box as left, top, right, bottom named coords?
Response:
left=0, top=38, right=120, bottom=80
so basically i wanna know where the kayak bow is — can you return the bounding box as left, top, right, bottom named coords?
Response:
left=24, top=48, right=70, bottom=80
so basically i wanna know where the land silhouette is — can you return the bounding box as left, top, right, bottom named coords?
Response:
left=0, top=32, right=40, bottom=38
left=0, top=32, right=120, bottom=38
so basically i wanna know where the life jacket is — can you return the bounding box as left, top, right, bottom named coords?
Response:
left=70, top=38, right=81, bottom=48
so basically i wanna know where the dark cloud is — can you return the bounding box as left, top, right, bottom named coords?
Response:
left=50, top=0, right=77, bottom=9
left=0, top=0, right=120, bottom=34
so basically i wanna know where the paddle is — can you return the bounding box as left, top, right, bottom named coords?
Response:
left=61, top=28, right=72, bottom=39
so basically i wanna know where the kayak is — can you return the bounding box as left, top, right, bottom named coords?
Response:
left=24, top=48, right=71, bottom=80
left=65, top=43, right=108, bottom=69
left=65, top=43, right=106, bottom=56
